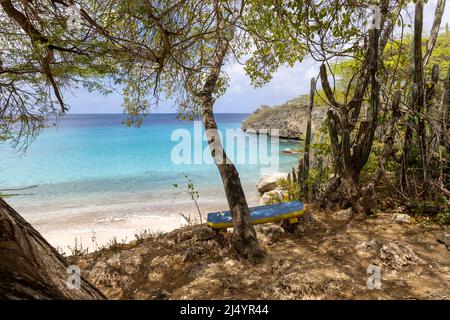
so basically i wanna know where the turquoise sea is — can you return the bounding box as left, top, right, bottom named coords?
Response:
left=0, top=114, right=299, bottom=250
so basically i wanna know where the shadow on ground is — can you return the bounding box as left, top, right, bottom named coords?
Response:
left=71, top=205, right=450, bottom=299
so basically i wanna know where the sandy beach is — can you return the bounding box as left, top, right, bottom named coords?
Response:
left=8, top=187, right=261, bottom=254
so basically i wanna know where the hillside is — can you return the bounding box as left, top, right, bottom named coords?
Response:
left=70, top=206, right=450, bottom=300
left=242, top=96, right=327, bottom=140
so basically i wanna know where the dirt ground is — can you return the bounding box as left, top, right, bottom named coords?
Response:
left=71, top=205, right=450, bottom=300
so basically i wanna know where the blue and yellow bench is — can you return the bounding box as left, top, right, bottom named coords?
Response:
left=207, top=200, right=305, bottom=229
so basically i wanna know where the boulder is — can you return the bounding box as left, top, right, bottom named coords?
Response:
left=257, top=173, right=288, bottom=193
left=332, top=208, right=353, bottom=222
left=392, top=213, right=411, bottom=224
left=355, top=239, right=423, bottom=270
left=355, top=239, right=383, bottom=258
left=378, top=241, right=423, bottom=270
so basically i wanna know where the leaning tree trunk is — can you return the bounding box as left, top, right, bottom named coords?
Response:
left=413, top=1, right=429, bottom=184
left=423, top=0, right=446, bottom=67
left=0, top=197, right=105, bottom=299
left=302, top=77, right=316, bottom=198
left=197, top=7, right=265, bottom=264
left=202, top=107, right=266, bottom=264
left=443, top=66, right=450, bottom=153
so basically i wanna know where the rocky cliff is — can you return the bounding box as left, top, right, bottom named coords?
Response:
left=242, top=96, right=326, bottom=140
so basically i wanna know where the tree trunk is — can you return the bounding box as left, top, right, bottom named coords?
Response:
left=401, top=1, right=426, bottom=190
left=374, top=90, right=402, bottom=184
left=362, top=90, right=403, bottom=208
left=197, top=5, right=265, bottom=264
left=318, top=19, right=381, bottom=214
left=341, top=170, right=364, bottom=214
left=442, top=66, right=450, bottom=157
left=444, top=66, right=450, bottom=146
left=0, top=197, right=105, bottom=299
left=423, top=0, right=446, bottom=67
left=303, top=77, right=316, bottom=197
left=413, top=1, right=428, bottom=184
left=401, top=122, right=413, bottom=190
left=202, top=107, right=266, bottom=264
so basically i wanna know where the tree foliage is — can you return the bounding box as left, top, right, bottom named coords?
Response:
left=0, top=0, right=119, bottom=148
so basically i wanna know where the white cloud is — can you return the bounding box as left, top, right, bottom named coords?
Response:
left=216, top=58, right=320, bottom=113
left=404, top=0, right=450, bottom=34
left=426, top=0, right=450, bottom=32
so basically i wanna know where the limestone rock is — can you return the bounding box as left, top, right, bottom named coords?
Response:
left=392, top=213, right=411, bottom=224
left=88, top=260, right=125, bottom=290
left=167, top=225, right=216, bottom=244
left=242, top=97, right=326, bottom=140
left=332, top=208, right=353, bottom=222
left=378, top=241, right=423, bottom=270
left=355, top=239, right=383, bottom=258
left=257, top=173, right=288, bottom=193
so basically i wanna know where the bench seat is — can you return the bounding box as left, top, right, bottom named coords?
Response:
left=207, top=200, right=305, bottom=229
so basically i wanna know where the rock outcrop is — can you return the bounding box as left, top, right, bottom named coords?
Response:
left=332, top=208, right=353, bottom=222
left=392, top=213, right=412, bottom=224
left=356, top=239, right=424, bottom=270
left=256, top=173, right=288, bottom=194
left=242, top=96, right=326, bottom=140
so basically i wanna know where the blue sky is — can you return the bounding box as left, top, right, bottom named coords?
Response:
left=66, top=1, right=450, bottom=114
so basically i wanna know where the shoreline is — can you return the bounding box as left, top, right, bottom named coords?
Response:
left=8, top=188, right=261, bottom=254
